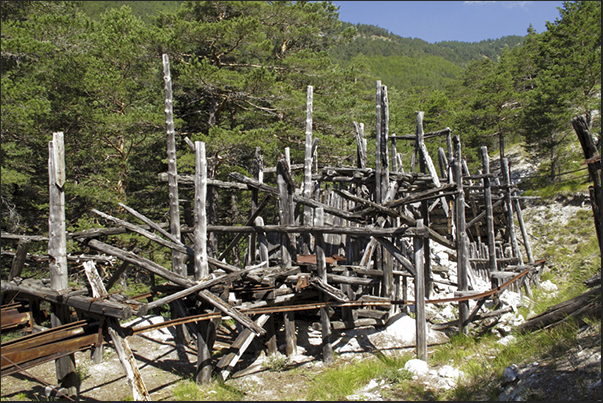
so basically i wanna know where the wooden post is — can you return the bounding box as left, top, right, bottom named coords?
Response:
left=453, top=136, right=469, bottom=335
left=571, top=115, right=601, bottom=254
left=501, top=158, right=523, bottom=265
left=248, top=147, right=263, bottom=264
left=353, top=121, right=367, bottom=170
left=194, top=141, right=209, bottom=280
left=284, top=311, right=297, bottom=357
left=9, top=239, right=30, bottom=280
left=380, top=84, right=390, bottom=200
left=513, top=194, right=533, bottom=263
left=375, top=81, right=383, bottom=204
left=194, top=141, right=212, bottom=384
left=302, top=86, right=314, bottom=255
left=163, top=53, right=185, bottom=276
left=48, top=132, right=78, bottom=398
left=480, top=147, right=498, bottom=286
left=414, top=219, right=427, bottom=361
left=416, top=112, right=432, bottom=298
left=276, top=153, right=295, bottom=267
left=83, top=261, right=107, bottom=364
left=315, top=207, right=333, bottom=364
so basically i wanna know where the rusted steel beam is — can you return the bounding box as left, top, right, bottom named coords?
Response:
left=1, top=333, right=98, bottom=374
left=0, top=310, right=31, bottom=330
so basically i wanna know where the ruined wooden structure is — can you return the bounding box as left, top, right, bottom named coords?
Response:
left=1, top=56, right=547, bottom=400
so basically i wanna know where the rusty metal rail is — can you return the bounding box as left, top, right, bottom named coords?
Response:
left=1, top=319, right=100, bottom=378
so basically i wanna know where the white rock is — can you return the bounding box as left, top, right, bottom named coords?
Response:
left=497, top=335, right=517, bottom=346
left=539, top=280, right=558, bottom=292
left=404, top=359, right=429, bottom=376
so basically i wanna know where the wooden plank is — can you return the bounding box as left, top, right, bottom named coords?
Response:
left=216, top=314, right=270, bottom=380
left=198, top=290, right=265, bottom=336
left=1, top=282, right=133, bottom=319
left=83, top=261, right=108, bottom=299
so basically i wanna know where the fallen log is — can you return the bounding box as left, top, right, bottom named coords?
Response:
left=516, top=285, right=601, bottom=333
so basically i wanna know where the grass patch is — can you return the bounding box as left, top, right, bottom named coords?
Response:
left=172, top=377, right=245, bottom=401
left=305, top=352, right=413, bottom=401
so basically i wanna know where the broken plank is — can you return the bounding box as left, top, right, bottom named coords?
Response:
left=216, top=314, right=270, bottom=380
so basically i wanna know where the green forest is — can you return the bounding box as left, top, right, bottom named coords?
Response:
left=1, top=1, right=601, bottom=262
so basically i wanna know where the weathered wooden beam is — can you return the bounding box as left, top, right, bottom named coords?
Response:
left=229, top=172, right=365, bottom=223
left=1, top=282, right=133, bottom=319
left=218, top=195, right=272, bottom=261
left=216, top=314, right=270, bottom=380
left=108, top=319, right=151, bottom=401
left=197, top=290, right=265, bottom=336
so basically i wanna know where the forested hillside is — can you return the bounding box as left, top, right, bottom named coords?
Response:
left=1, top=1, right=600, bottom=253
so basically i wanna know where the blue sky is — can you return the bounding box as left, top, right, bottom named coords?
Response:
left=332, top=1, right=565, bottom=43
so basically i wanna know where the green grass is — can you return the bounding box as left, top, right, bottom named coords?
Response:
left=172, top=377, right=245, bottom=401
left=304, top=352, right=413, bottom=401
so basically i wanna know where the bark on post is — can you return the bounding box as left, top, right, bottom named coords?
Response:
left=480, top=147, right=498, bottom=285
left=163, top=53, right=185, bottom=276
left=501, top=158, right=523, bottom=265
left=48, top=132, right=78, bottom=398
left=247, top=147, right=264, bottom=265
left=453, top=136, right=469, bottom=335
left=416, top=112, right=432, bottom=298
left=315, top=207, right=333, bottom=364
left=571, top=115, right=601, bottom=254
left=414, top=219, right=427, bottom=361
left=194, top=141, right=209, bottom=280
left=276, top=153, right=295, bottom=267
left=9, top=239, right=30, bottom=280
left=302, top=86, right=314, bottom=254
left=375, top=81, right=383, bottom=204
left=194, top=141, right=212, bottom=384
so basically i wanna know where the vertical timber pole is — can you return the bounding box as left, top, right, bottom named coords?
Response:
left=248, top=147, right=263, bottom=265
left=375, top=81, right=383, bottom=204
left=501, top=158, right=523, bottom=265
left=48, top=132, right=78, bottom=398
left=315, top=207, right=333, bottom=364
left=163, top=53, right=185, bottom=276
left=453, top=136, right=469, bottom=335
left=194, top=141, right=212, bottom=384
left=380, top=85, right=392, bottom=300
left=480, top=147, right=498, bottom=286
left=302, top=86, right=314, bottom=255
left=416, top=112, right=432, bottom=298
left=414, top=219, right=427, bottom=361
